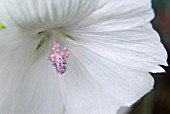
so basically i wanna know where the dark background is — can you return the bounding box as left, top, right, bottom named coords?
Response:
left=129, top=0, right=170, bottom=114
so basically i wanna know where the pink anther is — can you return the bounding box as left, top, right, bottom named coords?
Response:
left=48, top=37, right=69, bottom=74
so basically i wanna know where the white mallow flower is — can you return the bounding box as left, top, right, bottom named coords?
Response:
left=0, top=0, right=168, bottom=114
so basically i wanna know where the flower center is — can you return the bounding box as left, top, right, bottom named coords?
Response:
left=38, top=29, right=70, bottom=75
left=48, top=36, right=69, bottom=74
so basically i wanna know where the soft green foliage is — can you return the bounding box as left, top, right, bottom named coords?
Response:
left=0, top=22, right=5, bottom=29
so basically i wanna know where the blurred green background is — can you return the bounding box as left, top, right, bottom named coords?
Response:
left=128, top=0, right=170, bottom=114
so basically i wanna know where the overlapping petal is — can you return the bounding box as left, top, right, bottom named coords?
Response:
left=0, top=30, right=64, bottom=114
left=0, top=0, right=98, bottom=32
left=55, top=38, right=154, bottom=114
left=65, top=0, right=168, bottom=73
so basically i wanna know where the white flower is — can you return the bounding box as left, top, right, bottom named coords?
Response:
left=0, top=0, right=168, bottom=114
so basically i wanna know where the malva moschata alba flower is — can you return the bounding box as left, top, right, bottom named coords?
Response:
left=0, top=0, right=168, bottom=114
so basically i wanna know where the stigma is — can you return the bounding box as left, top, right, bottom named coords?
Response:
left=48, top=36, right=69, bottom=74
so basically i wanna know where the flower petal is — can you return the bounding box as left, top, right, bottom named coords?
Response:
left=65, top=0, right=168, bottom=73
left=57, top=40, right=154, bottom=114
left=65, top=0, right=154, bottom=31
left=0, top=0, right=98, bottom=32
left=58, top=54, right=121, bottom=114
left=0, top=30, right=64, bottom=114
left=68, top=27, right=167, bottom=73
